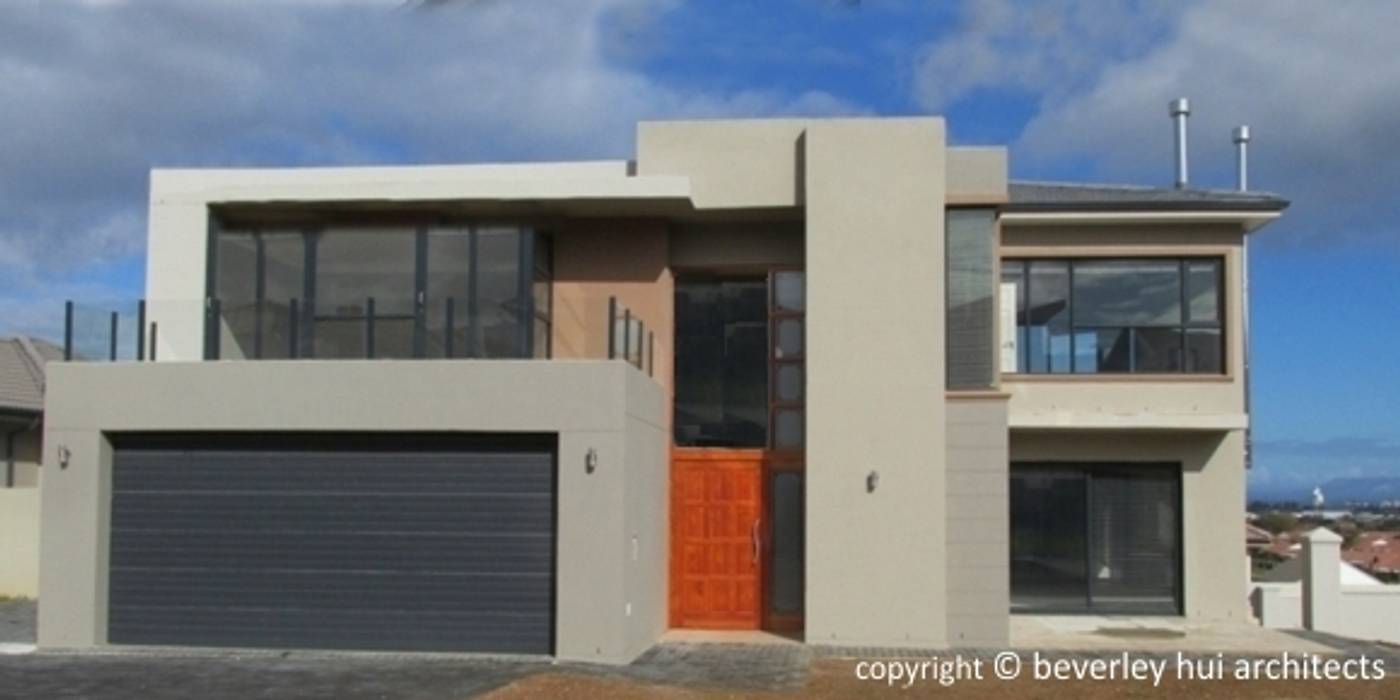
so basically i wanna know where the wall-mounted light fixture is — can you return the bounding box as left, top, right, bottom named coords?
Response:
left=585, top=448, right=598, bottom=474
left=57, top=445, right=71, bottom=469
left=866, top=470, right=879, bottom=493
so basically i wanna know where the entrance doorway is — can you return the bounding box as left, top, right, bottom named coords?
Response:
left=670, top=271, right=805, bottom=631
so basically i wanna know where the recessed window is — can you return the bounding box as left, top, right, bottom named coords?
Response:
left=1001, top=257, right=1224, bottom=374
left=211, top=223, right=550, bottom=360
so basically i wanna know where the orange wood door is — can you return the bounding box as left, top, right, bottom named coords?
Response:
left=670, top=451, right=764, bottom=629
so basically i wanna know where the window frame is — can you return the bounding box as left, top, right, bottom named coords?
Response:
left=1001, top=255, right=1227, bottom=377
left=206, top=215, right=552, bottom=360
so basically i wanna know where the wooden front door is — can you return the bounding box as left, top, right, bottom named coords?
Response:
left=670, top=451, right=764, bottom=629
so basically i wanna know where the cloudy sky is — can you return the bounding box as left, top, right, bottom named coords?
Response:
left=2, top=0, right=1396, bottom=499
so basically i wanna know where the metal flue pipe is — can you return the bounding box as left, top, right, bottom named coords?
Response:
left=1169, top=98, right=1191, bottom=188
left=1233, top=125, right=1251, bottom=191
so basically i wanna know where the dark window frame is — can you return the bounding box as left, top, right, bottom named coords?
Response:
left=1010, top=461, right=1184, bottom=615
left=206, top=213, right=552, bottom=360
left=1002, top=256, right=1226, bottom=375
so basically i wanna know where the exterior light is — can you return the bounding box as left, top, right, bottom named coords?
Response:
left=57, top=445, right=71, bottom=469
left=585, top=448, right=598, bottom=474
left=866, top=470, right=879, bottom=493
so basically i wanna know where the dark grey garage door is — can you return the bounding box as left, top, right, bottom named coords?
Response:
left=108, top=433, right=555, bottom=653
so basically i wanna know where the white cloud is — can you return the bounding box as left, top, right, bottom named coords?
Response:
left=912, top=0, right=1186, bottom=110
left=0, top=0, right=860, bottom=336
left=1012, top=0, right=1400, bottom=248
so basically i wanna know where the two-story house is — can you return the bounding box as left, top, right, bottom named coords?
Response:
left=38, top=117, right=1287, bottom=663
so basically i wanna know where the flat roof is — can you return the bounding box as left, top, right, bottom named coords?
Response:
left=1008, top=180, right=1289, bottom=213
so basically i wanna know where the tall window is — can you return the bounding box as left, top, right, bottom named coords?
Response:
left=211, top=223, right=550, bottom=360
left=946, top=209, right=997, bottom=389
left=1001, top=257, right=1224, bottom=374
left=673, top=278, right=768, bottom=447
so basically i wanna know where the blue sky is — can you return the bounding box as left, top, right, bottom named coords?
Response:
left=1, top=0, right=1396, bottom=499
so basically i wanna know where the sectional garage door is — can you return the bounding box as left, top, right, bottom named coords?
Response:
left=108, top=433, right=555, bottom=653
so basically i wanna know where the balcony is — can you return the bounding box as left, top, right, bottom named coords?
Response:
left=60, top=295, right=656, bottom=377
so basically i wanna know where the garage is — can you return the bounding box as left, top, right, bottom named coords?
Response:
left=107, top=433, right=556, bottom=654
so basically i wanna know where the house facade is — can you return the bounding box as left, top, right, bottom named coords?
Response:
left=39, top=117, right=1287, bottom=662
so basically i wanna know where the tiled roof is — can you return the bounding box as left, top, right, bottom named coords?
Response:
left=1343, top=531, right=1400, bottom=575
left=1007, top=180, right=1289, bottom=213
left=0, top=337, right=60, bottom=416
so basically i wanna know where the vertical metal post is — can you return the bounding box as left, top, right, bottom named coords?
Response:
left=288, top=299, right=299, bottom=359
left=647, top=331, right=655, bottom=377
left=63, top=301, right=74, bottom=361
left=445, top=297, right=456, bottom=358
left=635, top=320, right=645, bottom=369
left=413, top=227, right=428, bottom=359
left=366, top=297, right=376, bottom=359
left=149, top=322, right=158, bottom=362
left=1170, top=98, right=1191, bottom=188
left=607, top=296, right=617, bottom=360
left=108, top=311, right=118, bottom=361
left=206, top=298, right=221, bottom=360
left=136, top=299, right=146, bottom=361
left=623, top=308, right=632, bottom=365
left=1233, top=126, right=1251, bottom=192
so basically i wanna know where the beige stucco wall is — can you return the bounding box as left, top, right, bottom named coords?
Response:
left=40, top=360, right=666, bottom=664
left=803, top=118, right=949, bottom=647
left=1002, top=223, right=1248, bottom=429
left=1009, top=429, right=1250, bottom=622
left=637, top=120, right=808, bottom=210
left=945, top=397, right=1010, bottom=646
left=0, top=488, right=40, bottom=598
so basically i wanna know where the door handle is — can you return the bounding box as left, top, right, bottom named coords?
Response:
left=751, top=519, right=761, bottom=565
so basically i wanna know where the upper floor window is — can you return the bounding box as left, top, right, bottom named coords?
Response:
left=1000, top=257, right=1224, bottom=375
left=211, top=223, right=551, bottom=360
left=946, top=209, right=997, bottom=390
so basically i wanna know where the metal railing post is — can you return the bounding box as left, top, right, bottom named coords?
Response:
left=445, top=297, right=456, bottom=358
left=648, top=331, right=655, bottom=377
left=63, top=301, right=73, bottom=361
left=108, top=311, right=118, bottom=361
left=206, top=298, right=221, bottom=360
left=366, top=297, right=376, bottom=359
left=288, top=299, right=300, bottom=359
left=607, top=296, right=617, bottom=360
left=149, top=323, right=158, bottom=361
left=622, top=308, right=631, bottom=366
left=136, top=299, right=146, bottom=361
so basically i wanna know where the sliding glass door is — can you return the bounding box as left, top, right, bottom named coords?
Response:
left=1010, top=464, right=1180, bottom=614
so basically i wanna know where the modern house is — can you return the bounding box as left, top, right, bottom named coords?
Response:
left=39, top=117, right=1287, bottom=663
left=1, top=336, right=58, bottom=598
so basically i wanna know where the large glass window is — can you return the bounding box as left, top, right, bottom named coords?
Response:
left=211, top=223, right=549, bottom=360
left=1011, top=463, right=1180, bottom=615
left=673, top=278, right=768, bottom=447
left=313, top=228, right=417, bottom=359
left=1001, top=257, right=1224, bottom=374
left=946, top=209, right=997, bottom=389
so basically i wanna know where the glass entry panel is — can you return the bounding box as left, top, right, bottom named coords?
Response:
left=1011, top=464, right=1180, bottom=614
left=768, top=471, right=804, bottom=617
left=673, top=278, right=769, bottom=447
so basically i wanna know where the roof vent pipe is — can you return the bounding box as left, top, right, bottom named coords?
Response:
left=1232, top=125, right=1251, bottom=191
left=1169, top=98, right=1191, bottom=188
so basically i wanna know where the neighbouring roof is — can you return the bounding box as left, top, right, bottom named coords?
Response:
left=1343, top=531, right=1400, bottom=575
left=0, top=336, right=62, bottom=417
left=1007, top=180, right=1290, bottom=213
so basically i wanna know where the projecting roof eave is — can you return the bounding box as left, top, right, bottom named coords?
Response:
left=999, top=208, right=1284, bottom=233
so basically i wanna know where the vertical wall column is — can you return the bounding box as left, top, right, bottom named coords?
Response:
left=803, top=119, right=949, bottom=647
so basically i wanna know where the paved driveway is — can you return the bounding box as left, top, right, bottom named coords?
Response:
left=0, top=600, right=809, bottom=699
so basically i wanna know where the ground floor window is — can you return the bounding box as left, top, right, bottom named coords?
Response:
left=1010, top=463, right=1181, bottom=614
